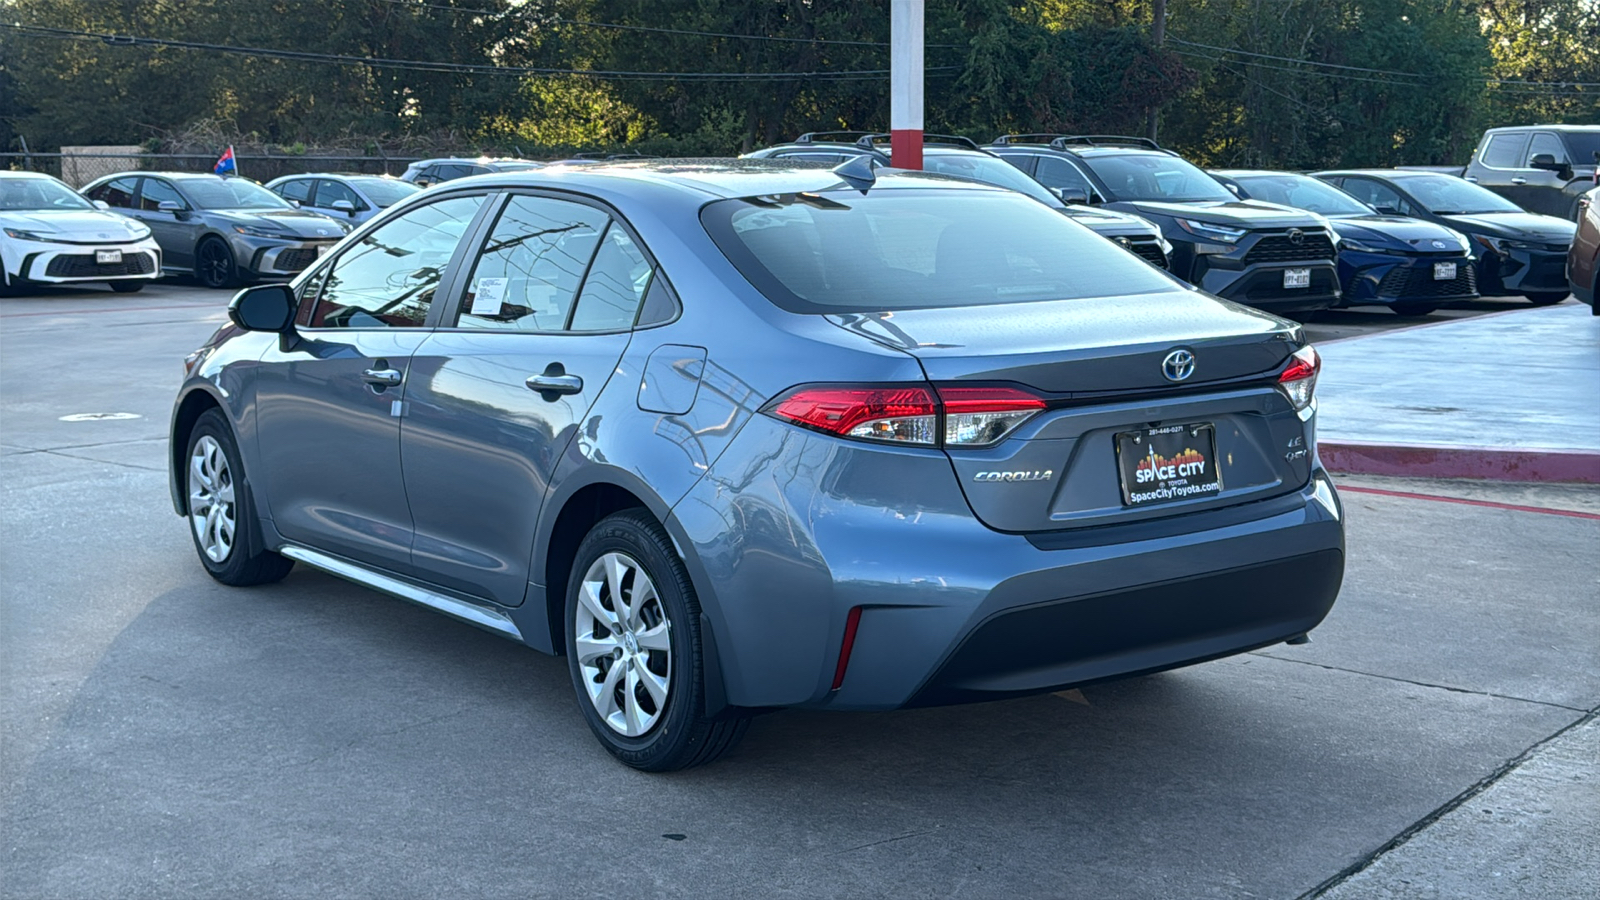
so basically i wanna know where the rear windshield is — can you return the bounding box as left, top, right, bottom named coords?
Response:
left=701, top=188, right=1177, bottom=313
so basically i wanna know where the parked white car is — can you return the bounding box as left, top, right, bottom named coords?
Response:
left=1, top=171, right=162, bottom=293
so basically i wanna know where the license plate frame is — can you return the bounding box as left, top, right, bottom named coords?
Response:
left=1433, top=261, right=1457, bottom=281
left=95, top=249, right=123, bottom=265
left=1115, top=423, right=1223, bottom=508
left=1283, top=268, right=1311, bottom=289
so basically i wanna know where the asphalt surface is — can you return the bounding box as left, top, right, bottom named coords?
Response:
left=3, top=280, right=1596, bottom=899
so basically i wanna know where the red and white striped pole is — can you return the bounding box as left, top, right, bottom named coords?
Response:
left=890, top=0, right=923, bottom=170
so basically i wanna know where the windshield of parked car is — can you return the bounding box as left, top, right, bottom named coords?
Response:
left=702, top=188, right=1177, bottom=313
left=0, top=177, right=95, bottom=211
left=1233, top=174, right=1373, bottom=216
left=1399, top=174, right=1522, bottom=215
left=347, top=176, right=420, bottom=208
left=1076, top=152, right=1236, bottom=203
left=920, top=153, right=1062, bottom=207
left=178, top=178, right=293, bottom=210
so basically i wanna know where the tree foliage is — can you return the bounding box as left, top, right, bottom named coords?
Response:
left=2, top=0, right=1595, bottom=166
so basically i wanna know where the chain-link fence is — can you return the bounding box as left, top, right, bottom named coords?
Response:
left=2, top=151, right=426, bottom=187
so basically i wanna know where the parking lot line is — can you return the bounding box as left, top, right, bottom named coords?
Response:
left=1337, top=484, right=1600, bottom=520
left=0, top=303, right=218, bottom=318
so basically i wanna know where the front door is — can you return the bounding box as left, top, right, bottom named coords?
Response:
left=401, top=194, right=659, bottom=606
left=254, top=192, right=491, bottom=573
left=133, top=177, right=202, bottom=270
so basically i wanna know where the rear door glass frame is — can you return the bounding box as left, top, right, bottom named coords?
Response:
left=432, top=189, right=680, bottom=334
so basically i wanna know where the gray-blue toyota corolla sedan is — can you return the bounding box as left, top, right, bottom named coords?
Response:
left=169, top=159, right=1344, bottom=770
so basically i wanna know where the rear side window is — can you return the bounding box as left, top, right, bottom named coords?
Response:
left=275, top=179, right=313, bottom=203
left=455, top=195, right=608, bottom=331
left=1481, top=133, right=1528, bottom=169
left=702, top=189, right=1176, bottom=314
left=303, top=194, right=486, bottom=328
left=88, top=177, right=139, bottom=209
left=569, top=225, right=654, bottom=332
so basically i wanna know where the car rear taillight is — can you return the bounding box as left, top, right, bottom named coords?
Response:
left=938, top=386, right=1047, bottom=446
left=762, top=383, right=1046, bottom=448
left=1277, top=346, right=1320, bottom=411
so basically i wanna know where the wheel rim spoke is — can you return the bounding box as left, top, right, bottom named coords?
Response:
left=576, top=550, right=671, bottom=738
left=188, top=435, right=235, bottom=564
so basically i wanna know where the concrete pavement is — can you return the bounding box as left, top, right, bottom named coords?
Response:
left=1315, top=302, right=1600, bottom=483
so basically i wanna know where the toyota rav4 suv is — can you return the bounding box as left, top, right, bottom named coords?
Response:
left=988, top=135, right=1340, bottom=315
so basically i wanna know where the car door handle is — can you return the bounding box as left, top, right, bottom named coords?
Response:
left=1510, top=177, right=1527, bottom=185
left=525, top=373, right=583, bottom=395
left=362, top=367, right=404, bottom=387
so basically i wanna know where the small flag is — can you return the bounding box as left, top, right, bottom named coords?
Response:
left=213, top=146, right=236, bottom=176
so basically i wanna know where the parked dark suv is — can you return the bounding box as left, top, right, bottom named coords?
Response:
left=1463, top=125, right=1600, bottom=220
left=746, top=133, right=1171, bottom=268
left=988, top=136, right=1339, bottom=314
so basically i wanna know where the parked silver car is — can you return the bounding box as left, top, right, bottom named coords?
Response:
left=265, top=173, right=421, bottom=225
left=172, top=159, right=1344, bottom=770
left=399, top=157, right=545, bottom=188
left=82, top=172, right=350, bottom=288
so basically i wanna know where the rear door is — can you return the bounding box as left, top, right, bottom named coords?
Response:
left=253, top=191, right=491, bottom=573
left=399, top=193, right=662, bottom=606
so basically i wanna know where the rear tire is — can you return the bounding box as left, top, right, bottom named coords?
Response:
left=184, top=409, right=294, bottom=586
left=1523, top=291, right=1569, bottom=306
left=565, top=510, right=749, bottom=771
left=195, top=237, right=239, bottom=289
left=109, top=281, right=146, bottom=293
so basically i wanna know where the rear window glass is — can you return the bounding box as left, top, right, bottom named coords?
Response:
left=702, top=189, right=1176, bottom=313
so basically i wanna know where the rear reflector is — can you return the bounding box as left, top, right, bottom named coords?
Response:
left=762, top=383, right=1046, bottom=448
left=1278, top=345, right=1320, bottom=411
left=831, top=607, right=863, bottom=691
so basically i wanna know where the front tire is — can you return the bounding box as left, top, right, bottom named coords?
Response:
left=109, top=281, right=146, bottom=293
left=185, top=409, right=294, bottom=586
left=1523, top=291, right=1569, bottom=306
left=195, top=237, right=239, bottom=289
left=565, top=510, right=748, bottom=771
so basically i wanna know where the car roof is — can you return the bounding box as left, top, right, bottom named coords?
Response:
left=432, top=157, right=1008, bottom=201
left=1210, top=169, right=1311, bottom=178
left=0, top=170, right=59, bottom=180
left=1485, top=124, right=1600, bottom=133
left=1313, top=169, right=1443, bottom=180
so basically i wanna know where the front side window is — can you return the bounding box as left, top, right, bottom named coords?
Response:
left=456, top=195, right=608, bottom=331
left=1527, top=133, right=1568, bottom=165
left=139, top=178, right=186, bottom=211
left=275, top=179, right=313, bottom=204
left=703, top=188, right=1176, bottom=314
left=1076, top=153, right=1234, bottom=203
left=1480, top=133, right=1528, bottom=169
left=1032, top=156, right=1096, bottom=198
left=303, top=194, right=486, bottom=329
left=315, top=179, right=364, bottom=210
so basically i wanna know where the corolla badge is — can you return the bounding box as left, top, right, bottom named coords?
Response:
left=1162, top=349, right=1196, bottom=382
left=974, top=470, right=1053, bottom=483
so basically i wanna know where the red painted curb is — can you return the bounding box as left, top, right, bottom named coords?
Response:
left=1319, top=441, right=1600, bottom=484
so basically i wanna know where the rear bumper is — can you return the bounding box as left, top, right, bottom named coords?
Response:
left=671, top=413, right=1345, bottom=712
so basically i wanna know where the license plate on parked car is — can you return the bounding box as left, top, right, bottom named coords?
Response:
left=1283, top=268, right=1311, bottom=289
left=1433, top=262, right=1456, bottom=280
left=1115, top=423, right=1223, bottom=508
left=95, top=250, right=122, bottom=264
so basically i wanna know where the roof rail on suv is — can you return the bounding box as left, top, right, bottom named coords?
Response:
left=990, top=133, right=1076, bottom=146
left=795, top=131, right=876, bottom=144
left=855, top=133, right=983, bottom=152
left=1048, top=135, right=1166, bottom=151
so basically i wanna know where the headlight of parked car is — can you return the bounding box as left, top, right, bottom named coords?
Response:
left=126, top=222, right=152, bottom=239
left=233, top=224, right=292, bottom=238
left=3, top=227, right=60, bottom=242
left=1175, top=218, right=1247, bottom=244
left=1473, top=234, right=1541, bottom=256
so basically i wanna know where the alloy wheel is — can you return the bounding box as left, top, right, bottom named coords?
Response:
left=198, top=241, right=232, bottom=288
left=574, top=552, right=672, bottom=737
left=188, top=435, right=236, bottom=563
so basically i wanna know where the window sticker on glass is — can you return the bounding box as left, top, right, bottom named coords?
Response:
left=470, top=277, right=508, bottom=316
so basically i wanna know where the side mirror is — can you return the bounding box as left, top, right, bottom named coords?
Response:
left=158, top=200, right=184, bottom=215
left=228, top=284, right=296, bottom=333
left=1051, top=186, right=1090, bottom=205
left=1374, top=204, right=1400, bottom=215
left=414, top=177, right=432, bottom=188
left=1529, top=153, right=1560, bottom=171
left=92, top=199, right=110, bottom=210
left=1224, top=183, right=1242, bottom=196
left=331, top=199, right=357, bottom=215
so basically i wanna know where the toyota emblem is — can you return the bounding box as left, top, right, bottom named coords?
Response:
left=1162, top=349, right=1196, bottom=382
left=1431, top=239, right=1446, bottom=248
left=1287, top=228, right=1304, bottom=245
